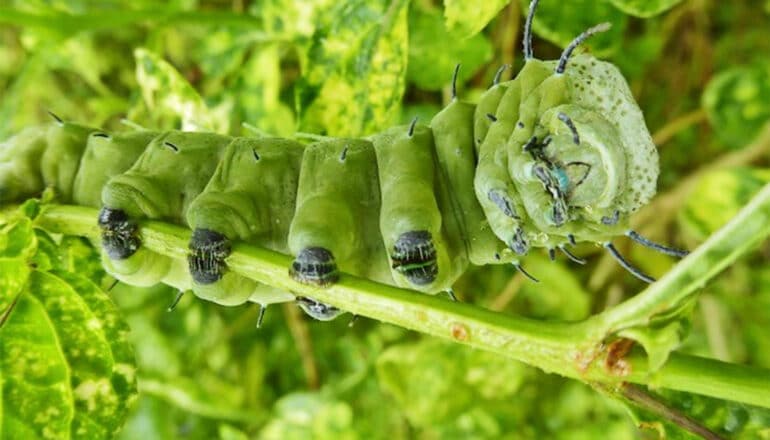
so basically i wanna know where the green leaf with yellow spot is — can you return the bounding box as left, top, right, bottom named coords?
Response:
left=1, top=266, right=137, bottom=438
left=134, top=48, right=226, bottom=133
left=409, top=4, right=494, bottom=91
left=0, top=217, right=36, bottom=314
left=296, top=0, right=409, bottom=137
left=443, top=0, right=510, bottom=39
left=702, top=64, right=770, bottom=149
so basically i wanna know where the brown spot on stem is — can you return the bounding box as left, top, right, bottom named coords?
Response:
left=450, top=322, right=469, bottom=341
left=605, top=338, right=635, bottom=376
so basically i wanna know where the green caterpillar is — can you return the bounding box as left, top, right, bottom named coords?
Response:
left=0, top=0, right=687, bottom=322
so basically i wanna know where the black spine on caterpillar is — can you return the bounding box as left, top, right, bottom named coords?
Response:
left=0, top=0, right=689, bottom=322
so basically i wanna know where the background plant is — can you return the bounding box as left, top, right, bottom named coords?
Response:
left=1, top=0, right=770, bottom=439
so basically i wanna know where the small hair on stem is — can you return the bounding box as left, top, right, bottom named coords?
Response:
left=451, top=63, right=461, bottom=99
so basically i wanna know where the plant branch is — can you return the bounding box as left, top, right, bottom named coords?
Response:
left=26, top=201, right=770, bottom=409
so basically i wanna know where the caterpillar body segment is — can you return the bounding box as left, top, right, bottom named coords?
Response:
left=187, top=137, right=303, bottom=306
left=288, top=138, right=390, bottom=288
left=431, top=98, right=507, bottom=267
left=100, top=131, right=232, bottom=290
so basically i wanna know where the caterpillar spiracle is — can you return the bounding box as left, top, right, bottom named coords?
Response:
left=0, top=0, right=687, bottom=322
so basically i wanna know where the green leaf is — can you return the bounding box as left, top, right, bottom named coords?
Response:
left=679, top=168, right=770, bottom=242
left=376, top=339, right=529, bottom=427
left=443, top=0, right=509, bottom=39
left=702, top=64, right=770, bottom=149
left=134, top=48, right=226, bottom=132
left=608, top=0, right=683, bottom=18
left=0, top=269, right=137, bottom=439
left=519, top=0, right=627, bottom=57
left=258, top=392, right=357, bottom=440
left=408, top=5, right=494, bottom=91
left=296, top=0, right=409, bottom=137
left=0, top=217, right=36, bottom=313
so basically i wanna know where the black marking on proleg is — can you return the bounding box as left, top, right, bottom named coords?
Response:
left=391, top=230, right=438, bottom=286
left=556, top=22, right=612, bottom=74
left=98, top=207, right=140, bottom=260
left=407, top=116, right=419, bottom=137
left=548, top=248, right=556, bottom=261
left=256, top=305, right=266, bottom=328
left=559, top=246, right=586, bottom=265
left=558, top=112, right=580, bottom=145
left=339, top=146, right=348, bottom=162
left=92, top=132, right=110, bottom=139
left=566, top=161, right=592, bottom=187
left=568, top=234, right=577, bottom=246
left=451, top=63, right=461, bottom=99
left=296, top=297, right=344, bottom=321
left=290, top=247, right=339, bottom=286
left=188, top=228, right=231, bottom=285
left=601, top=210, right=620, bottom=225
left=494, top=253, right=501, bottom=261
left=47, top=110, right=63, bottom=124
left=488, top=189, right=519, bottom=219
left=523, top=0, right=540, bottom=60
left=508, top=227, right=529, bottom=256
left=493, top=64, right=509, bottom=86
left=626, top=230, right=689, bottom=258
left=164, top=141, right=179, bottom=152
left=517, top=121, right=525, bottom=129
left=486, top=113, right=498, bottom=122
left=513, top=263, right=539, bottom=282
left=252, top=148, right=260, bottom=162
left=167, top=290, right=185, bottom=312
left=604, top=243, right=655, bottom=283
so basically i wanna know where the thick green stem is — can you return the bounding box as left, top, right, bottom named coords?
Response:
left=28, top=201, right=770, bottom=409
left=590, top=182, right=770, bottom=335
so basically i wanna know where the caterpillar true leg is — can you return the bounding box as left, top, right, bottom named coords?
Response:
left=626, top=230, right=689, bottom=258
left=559, top=245, right=586, bottom=265
left=604, top=243, right=655, bottom=284
left=445, top=288, right=458, bottom=302
left=513, top=263, right=539, bottom=283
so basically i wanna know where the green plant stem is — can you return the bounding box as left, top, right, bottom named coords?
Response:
left=591, top=182, right=770, bottom=334
left=29, top=199, right=770, bottom=410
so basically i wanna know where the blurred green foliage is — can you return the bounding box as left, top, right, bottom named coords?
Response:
left=1, top=0, right=769, bottom=438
